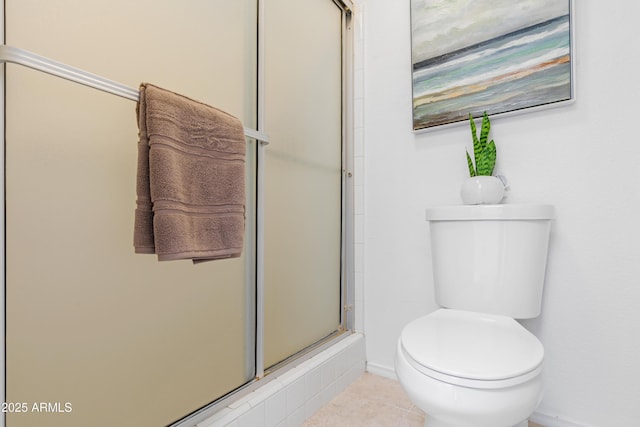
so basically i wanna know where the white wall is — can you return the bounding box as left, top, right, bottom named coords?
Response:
left=362, top=1, right=640, bottom=426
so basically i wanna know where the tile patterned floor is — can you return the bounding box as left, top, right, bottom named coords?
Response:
left=303, top=372, right=545, bottom=427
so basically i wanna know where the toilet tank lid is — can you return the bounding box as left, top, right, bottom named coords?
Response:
left=426, top=204, right=554, bottom=221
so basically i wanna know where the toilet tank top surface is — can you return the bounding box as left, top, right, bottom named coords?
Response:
left=400, top=309, right=544, bottom=381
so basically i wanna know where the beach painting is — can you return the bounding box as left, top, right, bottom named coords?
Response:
left=411, top=0, right=573, bottom=131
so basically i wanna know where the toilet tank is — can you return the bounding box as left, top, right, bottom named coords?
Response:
left=426, top=204, right=554, bottom=319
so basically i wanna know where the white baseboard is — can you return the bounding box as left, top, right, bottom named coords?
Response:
left=365, top=361, right=397, bottom=380
left=527, top=410, right=592, bottom=427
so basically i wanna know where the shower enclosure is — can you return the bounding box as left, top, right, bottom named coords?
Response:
left=2, top=0, right=353, bottom=426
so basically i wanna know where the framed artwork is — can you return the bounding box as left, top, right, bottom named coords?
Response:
left=411, top=0, right=574, bottom=131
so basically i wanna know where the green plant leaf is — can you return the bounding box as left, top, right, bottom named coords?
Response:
left=477, top=140, right=497, bottom=176
left=479, top=112, right=491, bottom=150
left=469, top=113, right=482, bottom=168
left=486, top=139, right=497, bottom=175
left=466, top=150, right=476, bottom=176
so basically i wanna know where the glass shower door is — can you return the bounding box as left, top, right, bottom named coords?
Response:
left=263, top=0, right=344, bottom=368
left=4, top=1, right=257, bottom=426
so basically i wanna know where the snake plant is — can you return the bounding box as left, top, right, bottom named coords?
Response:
left=466, top=112, right=497, bottom=177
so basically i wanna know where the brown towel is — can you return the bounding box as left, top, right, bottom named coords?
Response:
left=134, top=83, right=246, bottom=262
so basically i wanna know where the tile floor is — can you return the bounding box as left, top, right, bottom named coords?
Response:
left=302, top=372, right=544, bottom=427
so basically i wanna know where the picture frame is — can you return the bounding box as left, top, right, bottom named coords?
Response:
left=411, top=0, right=575, bottom=132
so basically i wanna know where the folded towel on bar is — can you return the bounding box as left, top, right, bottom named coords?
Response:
left=134, top=83, right=246, bottom=262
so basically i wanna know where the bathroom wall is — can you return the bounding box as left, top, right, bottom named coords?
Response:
left=361, top=1, right=640, bottom=426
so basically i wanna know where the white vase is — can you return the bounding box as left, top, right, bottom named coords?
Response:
left=460, top=176, right=505, bottom=205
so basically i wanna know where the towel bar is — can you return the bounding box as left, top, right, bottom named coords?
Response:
left=0, top=44, right=269, bottom=144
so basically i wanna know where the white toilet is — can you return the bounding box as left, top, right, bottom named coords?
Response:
left=395, top=204, right=553, bottom=427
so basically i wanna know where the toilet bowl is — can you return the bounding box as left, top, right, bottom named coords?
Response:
left=395, top=309, right=544, bottom=427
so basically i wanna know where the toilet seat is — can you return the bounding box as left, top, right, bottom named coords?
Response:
left=400, top=309, right=544, bottom=389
